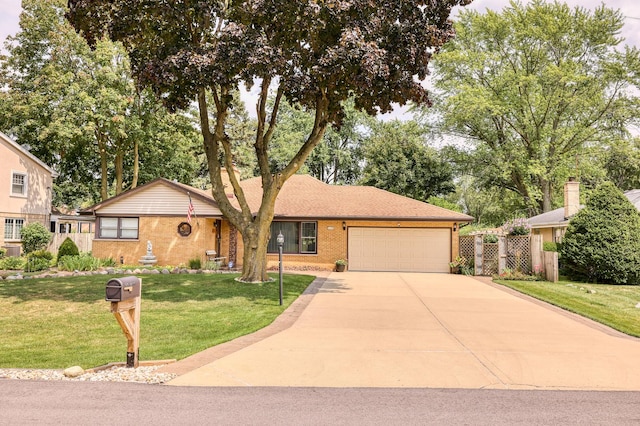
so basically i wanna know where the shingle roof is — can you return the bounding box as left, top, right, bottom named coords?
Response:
left=83, top=174, right=473, bottom=221
left=528, top=189, right=640, bottom=227
left=239, top=174, right=473, bottom=221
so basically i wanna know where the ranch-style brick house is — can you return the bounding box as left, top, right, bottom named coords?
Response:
left=82, top=170, right=473, bottom=272
left=0, top=131, right=58, bottom=255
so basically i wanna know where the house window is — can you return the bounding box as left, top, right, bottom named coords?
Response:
left=98, top=217, right=139, bottom=239
left=11, top=172, right=27, bottom=196
left=268, top=221, right=317, bottom=254
left=4, top=218, right=24, bottom=240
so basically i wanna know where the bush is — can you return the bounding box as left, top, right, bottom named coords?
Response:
left=57, top=237, right=80, bottom=265
left=502, top=218, right=531, bottom=236
left=483, top=234, right=499, bottom=243
left=0, top=256, right=25, bottom=270
left=0, top=248, right=6, bottom=258
left=24, top=250, right=54, bottom=272
left=542, top=242, right=558, bottom=252
left=21, top=222, right=51, bottom=254
left=57, top=254, right=101, bottom=271
left=25, top=257, right=51, bottom=272
left=188, top=258, right=202, bottom=270
left=560, top=182, right=640, bottom=284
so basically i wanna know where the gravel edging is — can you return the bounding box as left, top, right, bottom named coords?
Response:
left=0, top=365, right=176, bottom=384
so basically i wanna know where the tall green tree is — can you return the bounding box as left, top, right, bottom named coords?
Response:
left=360, top=120, right=455, bottom=202
left=67, top=0, right=469, bottom=282
left=430, top=0, right=640, bottom=215
left=0, top=0, right=200, bottom=206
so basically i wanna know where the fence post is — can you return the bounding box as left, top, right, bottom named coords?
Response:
left=544, top=251, right=559, bottom=282
left=474, top=235, right=483, bottom=276
left=531, top=234, right=543, bottom=274
left=498, top=235, right=507, bottom=274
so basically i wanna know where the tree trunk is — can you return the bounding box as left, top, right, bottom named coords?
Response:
left=115, top=150, right=124, bottom=195
left=131, top=139, right=139, bottom=189
left=541, top=179, right=552, bottom=213
left=97, top=130, right=109, bottom=201
left=239, top=218, right=273, bottom=283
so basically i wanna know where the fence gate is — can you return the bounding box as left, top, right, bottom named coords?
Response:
left=458, top=234, right=531, bottom=276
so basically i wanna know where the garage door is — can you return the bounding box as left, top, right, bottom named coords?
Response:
left=348, top=228, right=451, bottom=273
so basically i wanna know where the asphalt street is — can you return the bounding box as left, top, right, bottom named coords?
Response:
left=1, top=380, right=639, bottom=425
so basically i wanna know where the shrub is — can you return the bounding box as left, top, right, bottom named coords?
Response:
left=101, top=257, right=116, bottom=267
left=57, top=237, right=80, bottom=265
left=0, top=248, right=6, bottom=258
left=483, top=234, right=499, bottom=243
left=57, top=253, right=101, bottom=271
left=560, top=182, right=640, bottom=284
left=24, top=250, right=54, bottom=272
left=449, top=256, right=474, bottom=275
left=20, top=222, right=51, bottom=254
left=496, top=268, right=541, bottom=281
left=502, top=217, right=531, bottom=236
left=25, top=257, right=51, bottom=272
left=188, top=258, right=202, bottom=270
left=0, top=256, right=25, bottom=270
left=542, top=242, right=558, bottom=252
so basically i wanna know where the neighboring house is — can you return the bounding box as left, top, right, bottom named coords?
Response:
left=528, top=179, right=640, bottom=243
left=82, top=171, right=473, bottom=272
left=0, top=131, right=58, bottom=255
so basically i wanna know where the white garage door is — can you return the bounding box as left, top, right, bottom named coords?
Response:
left=348, top=228, right=451, bottom=273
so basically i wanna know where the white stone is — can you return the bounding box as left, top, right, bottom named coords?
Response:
left=635, top=303, right=640, bottom=309
left=64, top=366, right=85, bottom=378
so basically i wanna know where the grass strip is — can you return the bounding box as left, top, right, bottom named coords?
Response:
left=494, top=278, right=640, bottom=338
left=0, top=273, right=315, bottom=369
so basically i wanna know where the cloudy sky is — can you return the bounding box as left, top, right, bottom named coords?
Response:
left=2, top=0, right=640, bottom=50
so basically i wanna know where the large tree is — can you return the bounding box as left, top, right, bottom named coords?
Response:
left=67, top=0, right=469, bottom=282
left=430, top=0, right=640, bottom=215
left=360, top=120, right=455, bottom=201
left=0, top=0, right=200, bottom=206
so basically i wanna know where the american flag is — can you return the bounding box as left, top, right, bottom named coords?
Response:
left=187, top=196, right=194, bottom=224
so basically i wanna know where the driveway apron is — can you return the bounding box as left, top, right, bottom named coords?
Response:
left=167, top=272, right=640, bottom=389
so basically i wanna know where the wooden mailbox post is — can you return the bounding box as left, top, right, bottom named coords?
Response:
left=105, top=276, right=141, bottom=368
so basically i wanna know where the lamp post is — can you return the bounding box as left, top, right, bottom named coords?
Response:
left=277, top=231, right=284, bottom=306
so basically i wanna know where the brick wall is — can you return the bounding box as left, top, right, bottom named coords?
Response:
left=92, top=216, right=217, bottom=266
left=91, top=217, right=459, bottom=270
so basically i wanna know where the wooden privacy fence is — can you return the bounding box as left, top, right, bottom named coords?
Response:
left=47, top=233, right=93, bottom=255
left=460, top=234, right=558, bottom=281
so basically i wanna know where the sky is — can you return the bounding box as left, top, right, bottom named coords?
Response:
left=1, top=0, right=640, bottom=117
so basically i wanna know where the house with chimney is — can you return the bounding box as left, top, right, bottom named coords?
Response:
left=528, top=178, right=640, bottom=243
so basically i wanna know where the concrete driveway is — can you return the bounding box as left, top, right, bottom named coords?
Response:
left=166, top=272, right=640, bottom=390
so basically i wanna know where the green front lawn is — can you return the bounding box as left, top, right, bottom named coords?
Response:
left=494, top=278, right=640, bottom=338
left=0, top=273, right=315, bottom=369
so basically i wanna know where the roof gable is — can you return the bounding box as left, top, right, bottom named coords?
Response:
left=82, top=178, right=222, bottom=217
left=0, top=131, right=58, bottom=177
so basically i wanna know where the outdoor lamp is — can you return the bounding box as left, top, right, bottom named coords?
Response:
left=277, top=231, right=284, bottom=306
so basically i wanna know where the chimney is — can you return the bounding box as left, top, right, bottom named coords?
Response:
left=220, top=166, right=241, bottom=199
left=564, top=177, right=580, bottom=219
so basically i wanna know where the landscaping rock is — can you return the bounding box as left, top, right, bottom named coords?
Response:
left=635, top=303, right=640, bottom=309
left=63, top=366, right=85, bottom=378
left=6, top=275, right=22, bottom=280
left=161, top=269, right=170, bottom=274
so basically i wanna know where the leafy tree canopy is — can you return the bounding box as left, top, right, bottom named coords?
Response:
left=430, top=0, right=640, bottom=215
left=66, top=0, right=469, bottom=282
left=360, top=120, right=455, bottom=202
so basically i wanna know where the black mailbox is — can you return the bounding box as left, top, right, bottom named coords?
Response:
left=105, top=276, right=141, bottom=302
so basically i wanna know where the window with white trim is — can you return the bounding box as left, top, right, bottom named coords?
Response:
left=11, top=172, right=26, bottom=196
left=267, top=221, right=317, bottom=254
left=98, top=217, right=139, bottom=239
left=4, top=218, right=24, bottom=240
